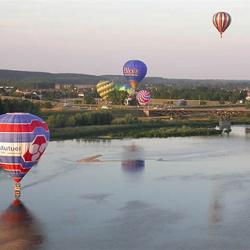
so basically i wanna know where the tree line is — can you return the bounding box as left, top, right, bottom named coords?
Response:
left=47, top=112, right=113, bottom=128
left=150, top=86, right=247, bottom=102
left=0, top=99, right=40, bottom=114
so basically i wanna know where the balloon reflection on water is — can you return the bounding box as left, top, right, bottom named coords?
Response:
left=121, top=143, right=145, bottom=173
left=0, top=199, right=44, bottom=250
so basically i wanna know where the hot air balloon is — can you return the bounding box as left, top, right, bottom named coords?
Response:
left=123, top=60, right=147, bottom=89
left=136, top=90, right=151, bottom=105
left=0, top=199, right=44, bottom=249
left=114, top=83, right=134, bottom=95
left=0, top=113, right=50, bottom=198
left=96, top=81, right=115, bottom=100
left=129, top=80, right=138, bottom=89
left=213, top=12, right=232, bottom=38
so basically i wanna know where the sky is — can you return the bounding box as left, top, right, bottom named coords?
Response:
left=0, top=0, right=249, bottom=79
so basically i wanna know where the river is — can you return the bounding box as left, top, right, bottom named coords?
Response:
left=1, top=126, right=250, bottom=250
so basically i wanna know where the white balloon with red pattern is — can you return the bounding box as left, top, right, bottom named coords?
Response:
left=136, top=90, right=151, bottom=105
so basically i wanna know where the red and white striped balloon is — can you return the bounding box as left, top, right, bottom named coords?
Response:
left=136, top=90, right=151, bottom=105
left=213, top=12, right=232, bottom=38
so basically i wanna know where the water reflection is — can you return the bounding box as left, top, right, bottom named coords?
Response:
left=209, top=181, right=224, bottom=225
left=121, top=143, right=145, bottom=173
left=75, top=139, right=112, bottom=144
left=0, top=200, right=44, bottom=250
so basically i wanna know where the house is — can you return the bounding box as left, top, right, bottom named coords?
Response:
left=246, top=91, right=250, bottom=101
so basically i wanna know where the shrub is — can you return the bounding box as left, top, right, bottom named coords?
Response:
left=43, top=102, right=53, bottom=109
left=245, top=102, right=250, bottom=109
left=112, top=114, right=140, bottom=124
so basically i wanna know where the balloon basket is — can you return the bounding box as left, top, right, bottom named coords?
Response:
left=14, top=183, right=21, bottom=199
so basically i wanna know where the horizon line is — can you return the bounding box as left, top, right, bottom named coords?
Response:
left=0, top=68, right=249, bottom=82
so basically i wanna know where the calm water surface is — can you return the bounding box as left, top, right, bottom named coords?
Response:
left=1, top=126, right=250, bottom=250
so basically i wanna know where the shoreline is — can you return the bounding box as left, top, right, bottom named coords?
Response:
left=49, top=121, right=222, bottom=140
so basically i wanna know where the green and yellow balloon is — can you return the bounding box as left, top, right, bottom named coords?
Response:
left=96, top=81, right=133, bottom=99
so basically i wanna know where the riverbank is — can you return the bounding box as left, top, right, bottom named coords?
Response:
left=49, top=120, right=221, bottom=140
left=231, top=116, right=250, bottom=125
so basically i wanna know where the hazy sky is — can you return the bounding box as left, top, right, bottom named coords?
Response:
left=0, top=0, right=249, bottom=79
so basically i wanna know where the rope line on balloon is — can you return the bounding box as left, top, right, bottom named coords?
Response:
left=15, top=182, right=21, bottom=199
left=15, top=114, right=22, bottom=199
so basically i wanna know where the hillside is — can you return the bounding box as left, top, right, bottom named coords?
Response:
left=0, top=69, right=249, bottom=89
left=0, top=69, right=103, bottom=88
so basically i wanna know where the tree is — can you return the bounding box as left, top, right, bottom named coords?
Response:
left=54, top=114, right=66, bottom=128
left=0, top=99, right=40, bottom=114
left=107, top=90, right=128, bottom=105
left=84, top=95, right=96, bottom=104
left=66, top=116, right=76, bottom=127
left=47, top=115, right=56, bottom=128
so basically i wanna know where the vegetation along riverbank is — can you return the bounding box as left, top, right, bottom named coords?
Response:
left=2, top=99, right=250, bottom=140
left=49, top=117, right=221, bottom=140
left=50, top=125, right=221, bottom=140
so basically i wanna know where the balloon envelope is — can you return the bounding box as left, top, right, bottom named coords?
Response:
left=213, top=12, right=231, bottom=37
left=96, top=81, right=115, bottom=99
left=129, top=80, right=138, bottom=89
left=114, top=83, right=133, bottom=95
left=123, top=60, right=147, bottom=84
left=136, top=90, right=151, bottom=105
left=0, top=113, right=50, bottom=183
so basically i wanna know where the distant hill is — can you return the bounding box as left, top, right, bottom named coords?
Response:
left=0, top=69, right=249, bottom=89
left=0, top=69, right=104, bottom=88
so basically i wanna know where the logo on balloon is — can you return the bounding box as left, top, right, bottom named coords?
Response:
left=123, top=67, right=139, bottom=77
left=0, top=145, right=21, bottom=153
left=23, top=135, right=47, bottom=162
